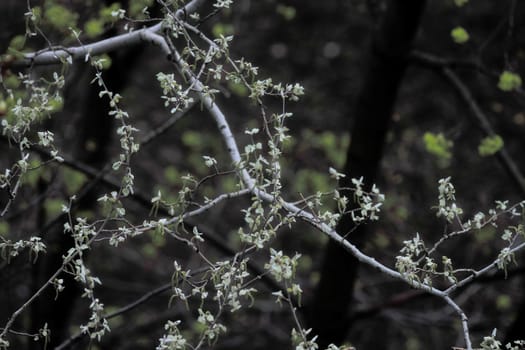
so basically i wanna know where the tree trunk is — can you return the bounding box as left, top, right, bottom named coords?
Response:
left=504, top=273, right=525, bottom=344
left=308, top=1, right=427, bottom=347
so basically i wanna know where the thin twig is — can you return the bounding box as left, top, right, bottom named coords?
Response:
left=409, top=52, right=525, bottom=196
left=441, top=67, right=525, bottom=196
left=55, top=267, right=209, bottom=350
left=140, top=99, right=198, bottom=147
left=410, top=50, right=525, bottom=97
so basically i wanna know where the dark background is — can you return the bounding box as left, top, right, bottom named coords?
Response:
left=1, top=0, right=525, bottom=349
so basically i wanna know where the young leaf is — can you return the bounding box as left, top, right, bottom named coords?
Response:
left=478, top=135, right=504, bottom=156
left=454, top=0, right=468, bottom=6
left=276, top=5, right=296, bottom=21
left=451, top=26, right=469, bottom=44
left=498, top=71, right=522, bottom=92
left=423, top=132, right=453, bottom=160
left=44, top=4, right=78, bottom=32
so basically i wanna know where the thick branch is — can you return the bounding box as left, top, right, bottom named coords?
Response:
left=8, top=0, right=207, bottom=68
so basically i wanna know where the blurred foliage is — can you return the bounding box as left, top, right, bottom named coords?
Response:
left=22, top=159, right=43, bottom=188
left=99, top=3, right=122, bottom=23
left=0, top=222, right=9, bottom=236
left=454, top=0, right=469, bottom=7
left=498, top=71, right=522, bottom=92
left=293, top=169, right=332, bottom=195
left=43, top=198, right=66, bottom=218
left=84, top=18, right=105, bottom=38
left=227, top=81, right=249, bottom=97
left=423, top=132, right=453, bottom=162
left=496, top=294, right=511, bottom=310
left=451, top=26, right=469, bottom=44
left=44, top=3, right=79, bottom=32
left=7, top=35, right=25, bottom=52
left=63, top=167, right=88, bottom=195
left=276, top=4, right=296, bottom=21
left=478, top=135, right=504, bottom=157
left=93, top=54, right=113, bottom=70
left=212, top=22, right=234, bottom=38
left=129, top=0, right=155, bottom=18
left=164, top=166, right=182, bottom=186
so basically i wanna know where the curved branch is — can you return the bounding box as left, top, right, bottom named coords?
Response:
left=8, top=0, right=207, bottom=68
left=161, top=31, right=447, bottom=298
left=154, top=25, right=490, bottom=349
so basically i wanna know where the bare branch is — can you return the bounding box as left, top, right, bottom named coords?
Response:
left=139, top=99, right=198, bottom=147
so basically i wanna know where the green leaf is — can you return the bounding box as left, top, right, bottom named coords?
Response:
left=319, top=131, right=348, bottom=167
left=475, top=226, right=497, bottom=243
left=497, top=71, right=522, bottom=91
left=451, top=26, right=469, bottom=44
left=276, top=4, right=296, bottom=21
left=221, top=176, right=238, bottom=193
left=94, top=54, right=112, bottom=70
left=99, top=3, right=122, bottom=23
left=129, top=0, right=154, bottom=18
left=374, top=232, right=391, bottom=249
left=84, top=19, right=105, bottom=39
left=0, top=100, right=7, bottom=116
left=22, top=160, right=43, bottom=188
left=293, top=169, right=331, bottom=194
left=49, top=98, right=64, bottom=113
left=0, top=222, right=9, bottom=237
left=8, top=35, right=26, bottom=51
left=164, top=166, right=180, bottom=185
left=29, top=6, right=42, bottom=24
left=152, top=231, right=166, bottom=247
left=44, top=198, right=66, bottom=218
left=227, top=81, right=248, bottom=97
left=3, top=75, right=20, bottom=89
left=454, top=0, right=469, bottom=7
left=478, top=135, right=504, bottom=156
left=141, top=243, right=157, bottom=257
left=63, top=167, right=88, bottom=195
left=496, top=294, right=511, bottom=310
left=423, top=132, right=453, bottom=160
left=44, top=4, right=79, bottom=32
left=212, top=23, right=234, bottom=38
left=182, top=131, right=205, bottom=150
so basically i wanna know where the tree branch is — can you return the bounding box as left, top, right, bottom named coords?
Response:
left=55, top=267, right=209, bottom=350
left=162, top=27, right=448, bottom=297
left=410, top=50, right=525, bottom=97
left=7, top=0, right=207, bottom=68
left=442, top=68, right=525, bottom=195
left=410, top=51, right=525, bottom=196
left=158, top=24, right=488, bottom=349
left=139, top=99, right=198, bottom=147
